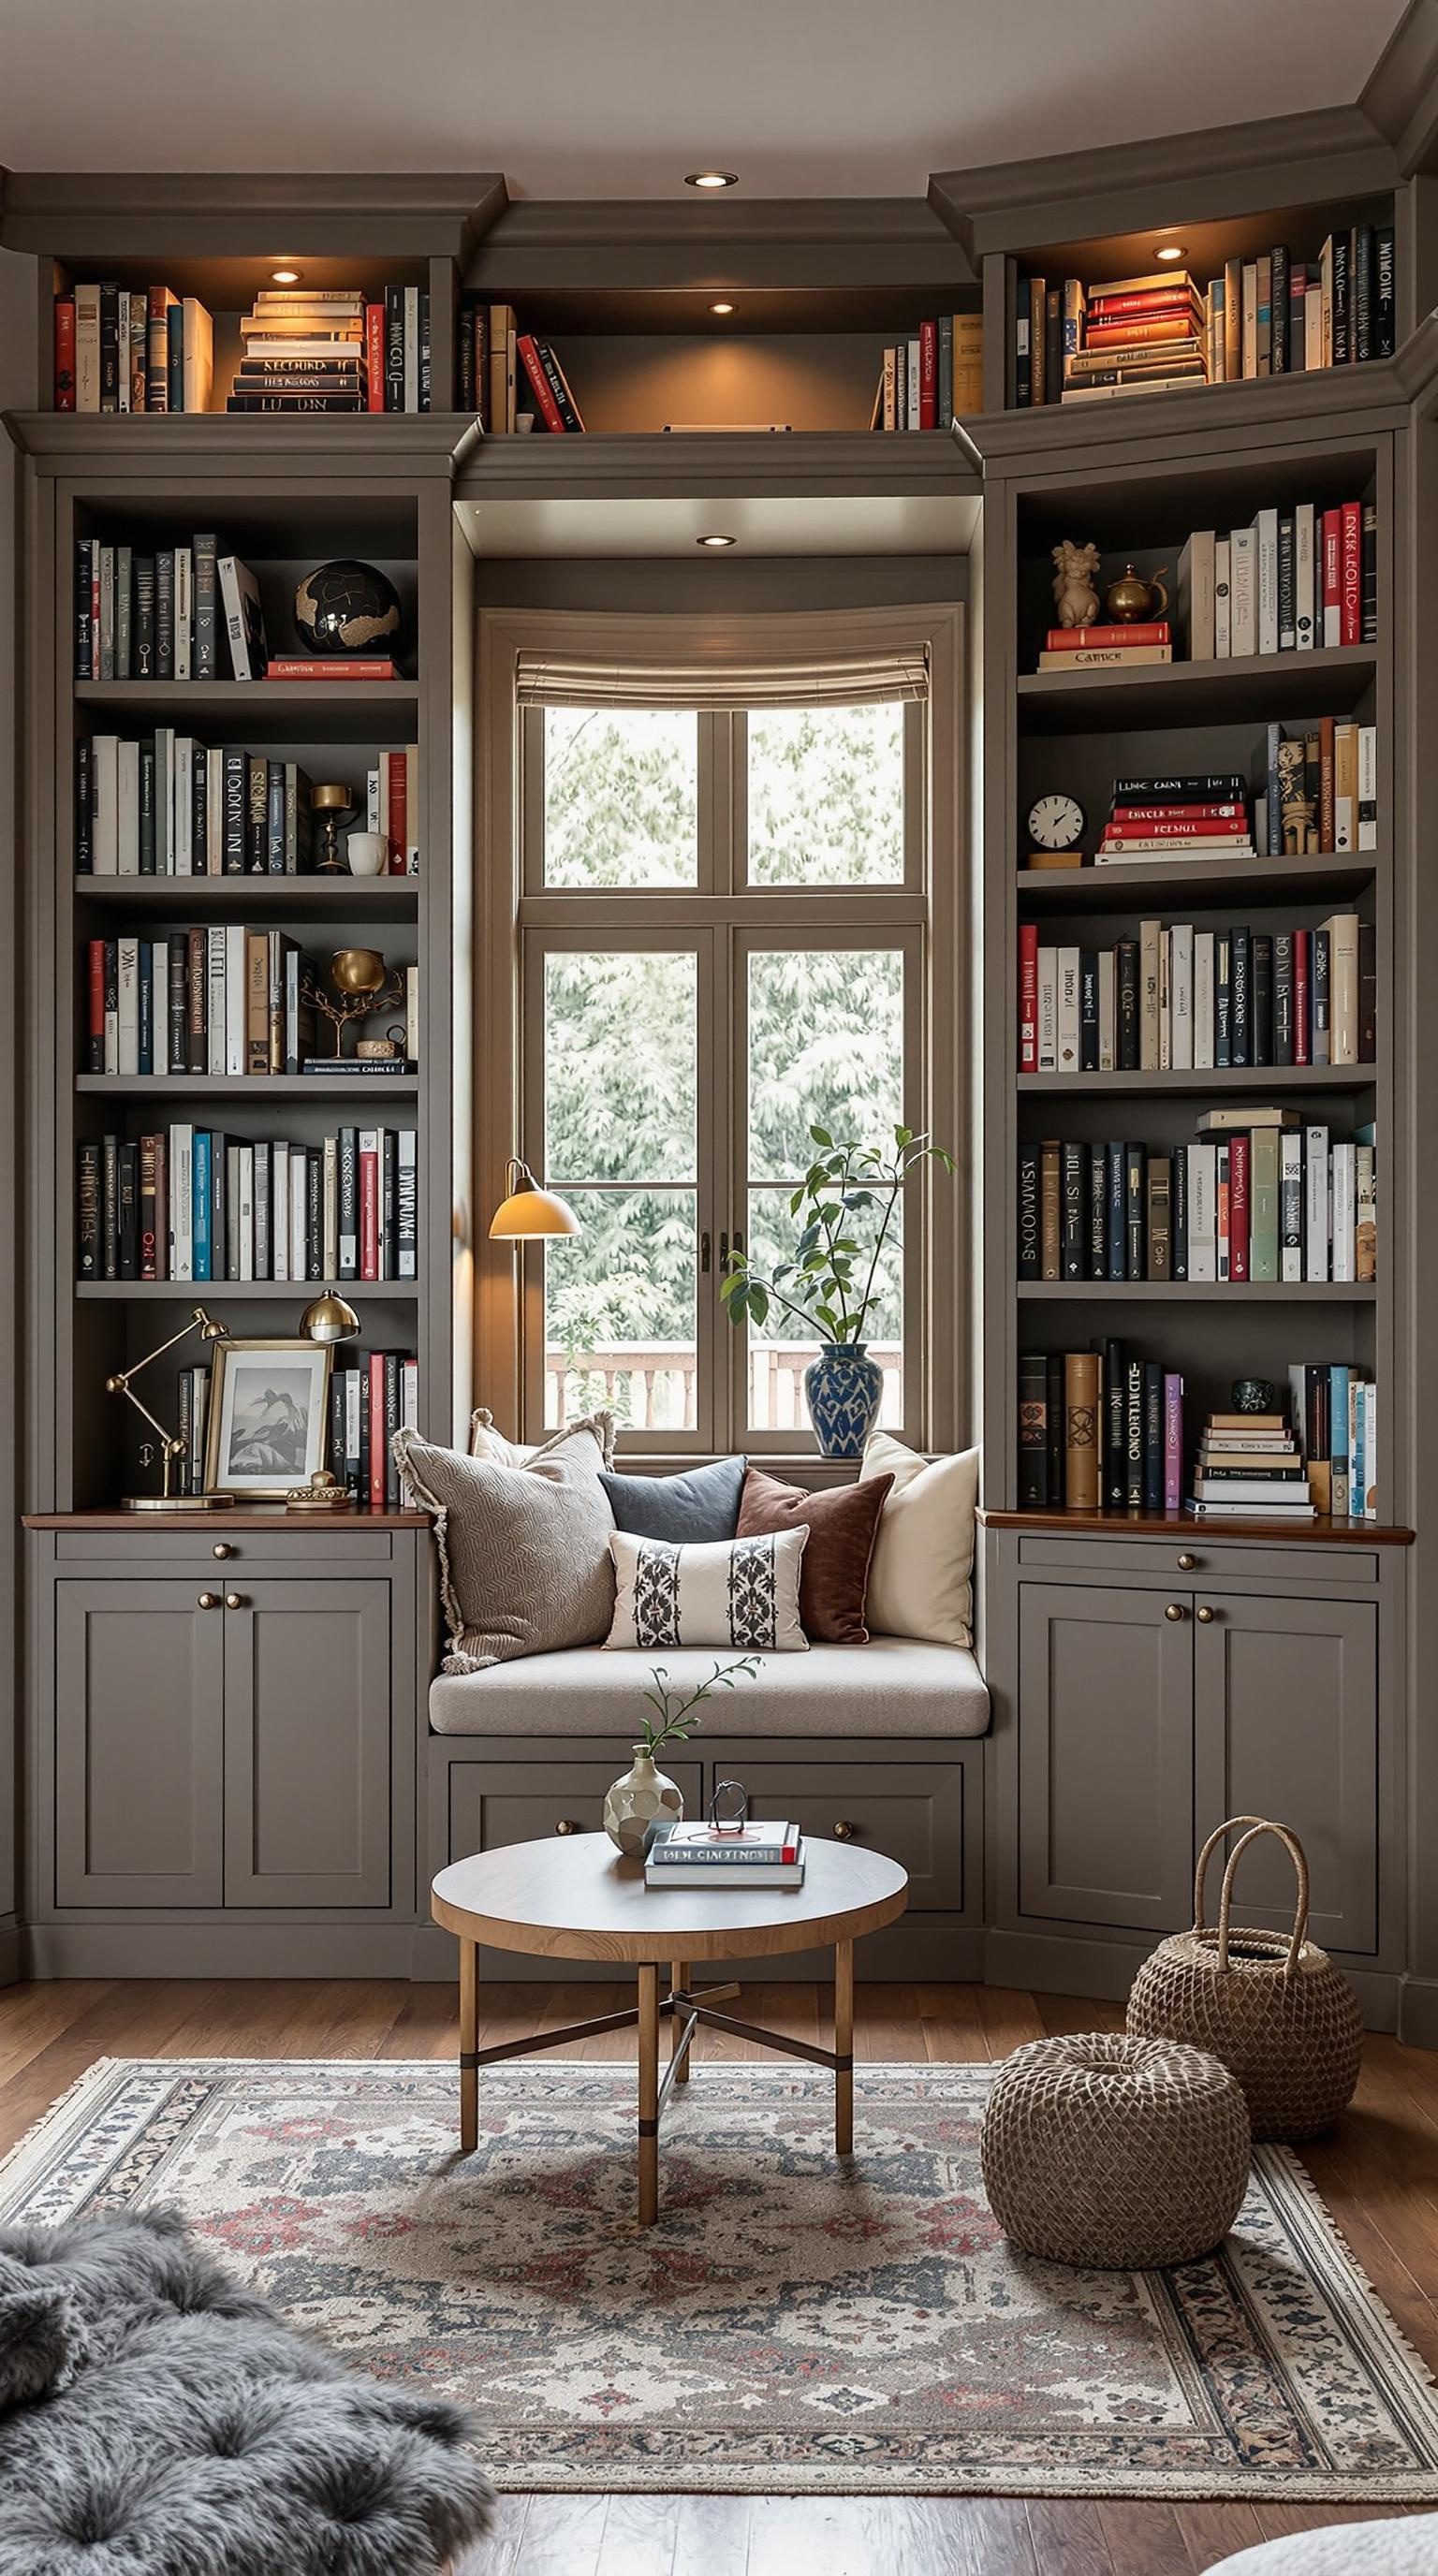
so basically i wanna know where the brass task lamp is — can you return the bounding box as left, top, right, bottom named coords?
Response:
left=109, top=1304, right=235, bottom=1512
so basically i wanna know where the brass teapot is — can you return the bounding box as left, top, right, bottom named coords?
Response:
left=1103, top=562, right=1169, bottom=622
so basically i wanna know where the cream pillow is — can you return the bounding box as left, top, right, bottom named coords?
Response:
left=858, top=1434, right=978, bottom=1647
left=606, top=1529, right=809, bottom=1653
left=468, top=1407, right=616, bottom=1469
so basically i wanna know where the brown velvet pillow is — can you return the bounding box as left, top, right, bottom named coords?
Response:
left=736, top=1465, right=893, bottom=1644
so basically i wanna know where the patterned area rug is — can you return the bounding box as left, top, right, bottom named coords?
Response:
left=5, top=2056, right=1438, bottom=2502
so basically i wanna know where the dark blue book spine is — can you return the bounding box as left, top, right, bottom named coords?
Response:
left=1170, top=1142, right=1188, bottom=1280
left=1106, top=1143, right=1125, bottom=1281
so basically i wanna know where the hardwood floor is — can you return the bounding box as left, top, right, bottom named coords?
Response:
left=0, top=1975, right=1434, bottom=2574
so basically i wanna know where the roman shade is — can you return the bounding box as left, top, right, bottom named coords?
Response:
left=515, top=648, right=929, bottom=710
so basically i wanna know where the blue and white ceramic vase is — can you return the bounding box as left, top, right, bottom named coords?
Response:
left=804, top=1343, right=884, bottom=1459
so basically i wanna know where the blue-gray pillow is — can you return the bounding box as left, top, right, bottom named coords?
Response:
left=600, top=1456, right=746, bottom=1543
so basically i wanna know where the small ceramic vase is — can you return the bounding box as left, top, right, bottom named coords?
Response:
left=603, top=1746, right=683, bottom=1857
left=346, top=830, right=389, bottom=877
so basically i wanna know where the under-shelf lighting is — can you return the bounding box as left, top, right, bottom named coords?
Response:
left=1153, top=242, right=1186, bottom=262
left=686, top=170, right=739, bottom=190
left=269, top=266, right=303, bottom=285
left=697, top=533, right=737, bottom=549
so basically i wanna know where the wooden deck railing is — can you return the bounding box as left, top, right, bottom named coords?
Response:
left=545, top=1342, right=902, bottom=1432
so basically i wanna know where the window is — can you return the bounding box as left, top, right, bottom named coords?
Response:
left=486, top=608, right=961, bottom=1455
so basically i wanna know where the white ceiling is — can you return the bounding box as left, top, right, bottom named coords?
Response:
left=0, top=0, right=1407, bottom=199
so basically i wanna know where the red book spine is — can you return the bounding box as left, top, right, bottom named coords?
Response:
left=1340, top=501, right=1362, bottom=646
left=87, top=940, right=105, bottom=1069
left=265, top=657, right=396, bottom=679
left=1322, top=508, right=1343, bottom=643
left=516, top=334, right=565, bottom=432
left=1087, top=289, right=1199, bottom=318
left=1293, top=929, right=1311, bottom=1064
left=918, top=321, right=937, bottom=429
left=54, top=300, right=77, bottom=410
left=360, top=1147, right=379, bottom=1281
left=1046, top=622, right=1170, bottom=649
left=1019, top=921, right=1038, bottom=1071
left=1228, top=1134, right=1250, bottom=1282
left=1083, top=315, right=1199, bottom=344
left=369, top=1353, right=386, bottom=1511
left=386, top=751, right=406, bottom=878
left=1319, top=713, right=1336, bottom=851
left=1104, top=818, right=1250, bottom=842
left=1111, top=802, right=1244, bottom=823
left=365, top=304, right=385, bottom=413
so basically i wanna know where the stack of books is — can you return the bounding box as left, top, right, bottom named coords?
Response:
left=1096, top=774, right=1256, bottom=867
left=55, top=285, right=213, bottom=413
left=644, top=1821, right=805, bottom=1889
left=1190, top=1410, right=1313, bottom=1518
left=1019, top=911, right=1375, bottom=1075
left=868, top=316, right=984, bottom=429
left=1062, top=271, right=1209, bottom=404
left=1037, top=619, right=1172, bottom=672
left=229, top=289, right=369, bottom=414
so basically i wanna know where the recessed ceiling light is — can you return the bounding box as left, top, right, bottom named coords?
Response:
left=697, top=533, right=736, bottom=549
left=710, top=300, right=735, bottom=315
left=1153, top=242, right=1186, bottom=262
left=686, top=170, right=739, bottom=190
left=270, top=267, right=302, bottom=285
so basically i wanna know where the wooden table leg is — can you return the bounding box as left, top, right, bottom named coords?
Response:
left=834, top=1937, right=854, bottom=2158
left=671, top=1957, right=690, bottom=2083
left=638, top=1962, right=660, bottom=2224
left=459, top=1938, right=478, bottom=2155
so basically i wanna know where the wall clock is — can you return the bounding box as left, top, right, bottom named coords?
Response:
left=1027, top=792, right=1086, bottom=853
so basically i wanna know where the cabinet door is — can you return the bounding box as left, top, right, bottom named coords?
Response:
left=1194, top=1591, right=1379, bottom=1954
left=56, top=1581, right=224, bottom=1907
left=222, top=1580, right=392, bottom=1908
left=736, top=1761, right=973, bottom=1917
left=444, top=1761, right=703, bottom=1865
left=1019, top=1582, right=1194, bottom=1932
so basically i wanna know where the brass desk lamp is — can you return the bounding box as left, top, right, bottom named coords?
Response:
left=108, top=1304, right=235, bottom=1511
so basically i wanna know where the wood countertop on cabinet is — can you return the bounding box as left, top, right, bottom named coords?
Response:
left=977, top=1508, right=1414, bottom=1544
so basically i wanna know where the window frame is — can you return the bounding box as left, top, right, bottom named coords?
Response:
left=476, top=604, right=965, bottom=1461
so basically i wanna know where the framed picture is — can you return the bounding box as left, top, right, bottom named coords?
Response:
left=204, top=1339, right=332, bottom=1500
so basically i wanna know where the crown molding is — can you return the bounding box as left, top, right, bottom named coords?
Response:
left=466, top=197, right=974, bottom=294
left=930, top=106, right=1397, bottom=261
left=1362, top=0, right=1438, bottom=175
left=1392, top=308, right=1438, bottom=410
left=0, top=170, right=508, bottom=262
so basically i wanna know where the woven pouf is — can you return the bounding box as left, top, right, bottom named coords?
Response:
left=980, top=2031, right=1252, bottom=2269
left=1203, top=2513, right=1438, bottom=2572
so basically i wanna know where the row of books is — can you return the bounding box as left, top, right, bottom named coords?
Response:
left=1020, top=1116, right=1377, bottom=1286
left=79, top=1126, right=418, bottom=1283
left=77, top=737, right=420, bottom=878
left=867, top=317, right=983, bottom=430
left=1019, top=914, right=1374, bottom=1074
left=83, top=932, right=420, bottom=1080
left=74, top=538, right=266, bottom=682
left=1016, top=232, right=1396, bottom=409
left=1019, top=1350, right=1379, bottom=1519
left=1055, top=739, right=1380, bottom=876
left=227, top=288, right=431, bottom=414
left=170, top=1355, right=418, bottom=1511
left=1177, top=505, right=1376, bottom=661
left=55, top=285, right=213, bottom=414
left=456, top=302, right=582, bottom=432
left=645, top=1822, right=805, bottom=1890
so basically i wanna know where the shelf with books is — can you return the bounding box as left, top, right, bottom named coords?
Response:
left=74, top=1279, right=421, bottom=1302
left=51, top=270, right=441, bottom=418
left=77, top=1074, right=421, bottom=1098
left=1018, top=853, right=1380, bottom=911
left=75, top=681, right=421, bottom=736
left=1017, top=1281, right=1377, bottom=1301
left=1017, top=1064, right=1376, bottom=1095
left=75, top=877, right=420, bottom=916
left=1016, top=646, right=1377, bottom=733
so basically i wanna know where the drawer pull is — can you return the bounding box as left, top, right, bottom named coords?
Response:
left=225, top=1593, right=245, bottom=1611
left=554, top=1818, right=580, bottom=1837
left=213, top=1543, right=235, bottom=1560
left=1196, top=1603, right=1217, bottom=1624
left=1165, top=1602, right=1187, bottom=1622
left=832, top=1820, right=857, bottom=1841
left=197, top=1592, right=220, bottom=1611
left=1176, top=1552, right=1197, bottom=1571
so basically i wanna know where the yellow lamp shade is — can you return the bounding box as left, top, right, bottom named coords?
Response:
left=489, top=1159, right=580, bottom=1240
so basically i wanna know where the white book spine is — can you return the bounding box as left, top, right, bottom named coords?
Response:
left=1305, top=1123, right=1330, bottom=1281
left=1193, top=929, right=1214, bottom=1068
left=272, top=1140, right=289, bottom=1281
left=1188, top=1143, right=1216, bottom=1281
left=1363, top=1382, right=1377, bottom=1519
left=398, top=1360, right=419, bottom=1506
left=1295, top=501, right=1315, bottom=649
left=1229, top=525, right=1256, bottom=656
left=906, top=337, right=920, bottom=426
left=1056, top=947, right=1079, bottom=1073
left=116, top=937, right=139, bottom=1077
left=238, top=1145, right=255, bottom=1281
left=225, top=924, right=246, bottom=1076
left=1139, top=919, right=1161, bottom=1070
left=398, top=1130, right=418, bottom=1279
left=1281, top=1131, right=1303, bottom=1281
left=74, top=285, right=101, bottom=411
left=154, top=730, right=173, bottom=875
left=1096, top=951, right=1115, bottom=1072
left=1330, top=1142, right=1356, bottom=1281
left=405, top=963, right=420, bottom=1063
left=1305, top=280, right=1325, bottom=372
left=170, top=1124, right=194, bottom=1282
left=1170, top=922, right=1194, bottom=1069
left=1036, top=948, right=1057, bottom=1073
left=174, top=549, right=192, bottom=681
left=206, top=929, right=227, bottom=1077
left=1158, top=929, right=1171, bottom=1070
left=290, top=1153, right=308, bottom=1286
left=93, top=736, right=119, bottom=873
left=367, top=767, right=381, bottom=829
left=207, top=747, right=225, bottom=875
left=151, top=943, right=169, bottom=1078
left=1213, top=536, right=1231, bottom=657
left=172, top=734, right=193, bottom=877
left=1357, top=724, right=1378, bottom=849
left=1255, top=508, right=1279, bottom=656
left=116, top=738, right=140, bottom=874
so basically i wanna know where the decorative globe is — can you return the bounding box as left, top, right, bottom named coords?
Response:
left=293, top=559, right=402, bottom=658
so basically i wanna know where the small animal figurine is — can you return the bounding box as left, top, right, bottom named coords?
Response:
left=1051, top=538, right=1102, bottom=629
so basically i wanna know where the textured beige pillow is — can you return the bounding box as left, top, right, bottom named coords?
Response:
left=395, top=1416, right=618, bottom=1672
left=858, top=1434, right=979, bottom=1647
left=468, top=1407, right=616, bottom=1469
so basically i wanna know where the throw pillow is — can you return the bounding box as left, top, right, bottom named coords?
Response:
left=736, top=1465, right=893, bottom=1644
left=394, top=1417, right=618, bottom=1672
left=605, top=1528, right=809, bottom=1652
left=858, top=1434, right=979, bottom=1647
left=468, top=1407, right=617, bottom=1469
left=601, top=1455, right=746, bottom=1544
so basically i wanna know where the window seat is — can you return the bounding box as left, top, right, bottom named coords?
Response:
left=428, top=1636, right=990, bottom=1739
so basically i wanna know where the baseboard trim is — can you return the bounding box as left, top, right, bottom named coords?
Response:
left=1398, top=1976, right=1438, bottom=2049
left=22, top=1922, right=423, bottom=1979
left=984, top=1926, right=1403, bottom=2035
left=408, top=1920, right=988, bottom=1984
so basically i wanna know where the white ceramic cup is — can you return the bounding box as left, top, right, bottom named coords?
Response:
left=345, top=831, right=389, bottom=877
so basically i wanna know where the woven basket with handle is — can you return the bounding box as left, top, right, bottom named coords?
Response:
left=1126, top=1816, right=1362, bottom=2141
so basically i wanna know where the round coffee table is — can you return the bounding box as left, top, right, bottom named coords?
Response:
left=432, top=1836, right=909, bottom=2223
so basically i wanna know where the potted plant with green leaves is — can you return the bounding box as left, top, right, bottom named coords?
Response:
left=720, top=1123, right=955, bottom=1457
left=603, top=1655, right=761, bottom=1855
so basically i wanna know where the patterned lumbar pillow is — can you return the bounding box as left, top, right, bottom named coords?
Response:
left=605, top=1528, right=809, bottom=1652
left=394, top=1415, right=618, bottom=1672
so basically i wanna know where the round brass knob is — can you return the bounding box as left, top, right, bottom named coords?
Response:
left=213, top=1543, right=235, bottom=1560
left=1196, top=1604, right=1216, bottom=1624
left=197, top=1592, right=220, bottom=1611
left=225, top=1593, right=244, bottom=1611
left=1165, top=1603, right=1186, bottom=1621
left=1176, top=1552, right=1196, bottom=1571
left=832, top=1820, right=856, bottom=1841
left=554, top=1819, right=580, bottom=1837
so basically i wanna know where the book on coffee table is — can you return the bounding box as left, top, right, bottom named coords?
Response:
left=644, top=1822, right=805, bottom=1888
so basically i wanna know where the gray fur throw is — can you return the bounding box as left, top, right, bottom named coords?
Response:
left=0, top=2204, right=494, bottom=2573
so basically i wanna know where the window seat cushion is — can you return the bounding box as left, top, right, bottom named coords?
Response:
left=428, top=1636, right=990, bottom=1739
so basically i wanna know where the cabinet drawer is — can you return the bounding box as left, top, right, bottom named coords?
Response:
left=444, top=1760, right=703, bottom=1863
left=55, top=1530, right=400, bottom=1569
left=1018, top=1536, right=1378, bottom=1588
left=732, top=1761, right=974, bottom=1918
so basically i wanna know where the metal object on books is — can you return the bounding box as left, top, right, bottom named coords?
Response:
left=307, top=948, right=404, bottom=1056
left=286, top=1470, right=353, bottom=1514
left=108, top=1303, right=236, bottom=1511
left=706, top=1778, right=750, bottom=1833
